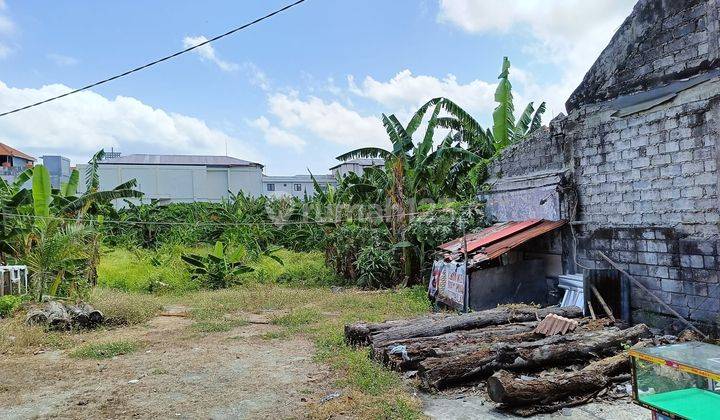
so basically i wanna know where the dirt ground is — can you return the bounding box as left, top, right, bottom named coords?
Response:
left=0, top=309, right=330, bottom=419
left=1, top=306, right=653, bottom=420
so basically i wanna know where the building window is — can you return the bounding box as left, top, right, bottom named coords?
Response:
left=294, top=183, right=302, bottom=191
left=266, top=183, right=275, bottom=192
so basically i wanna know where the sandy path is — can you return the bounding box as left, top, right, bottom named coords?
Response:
left=0, top=311, right=329, bottom=419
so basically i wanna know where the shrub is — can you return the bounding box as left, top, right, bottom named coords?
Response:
left=181, top=242, right=254, bottom=289
left=0, top=295, right=26, bottom=318
left=355, top=245, right=399, bottom=289
left=89, top=288, right=163, bottom=325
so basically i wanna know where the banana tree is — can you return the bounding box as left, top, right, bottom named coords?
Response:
left=336, top=110, right=481, bottom=285
left=413, top=57, right=546, bottom=186
left=181, top=241, right=255, bottom=289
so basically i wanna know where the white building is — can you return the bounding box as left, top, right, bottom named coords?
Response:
left=330, top=158, right=384, bottom=177
left=77, top=154, right=264, bottom=203
left=262, top=174, right=337, bottom=199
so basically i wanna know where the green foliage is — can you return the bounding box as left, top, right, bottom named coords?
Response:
left=70, top=340, right=139, bottom=359
left=245, top=249, right=339, bottom=287
left=355, top=244, right=399, bottom=289
left=0, top=295, right=26, bottom=318
left=181, top=241, right=255, bottom=289
left=31, top=165, right=52, bottom=218
left=97, top=247, right=196, bottom=293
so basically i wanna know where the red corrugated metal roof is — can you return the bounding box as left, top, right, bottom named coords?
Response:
left=438, top=219, right=567, bottom=264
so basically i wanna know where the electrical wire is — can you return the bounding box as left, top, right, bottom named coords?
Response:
left=0, top=208, right=438, bottom=227
left=0, top=0, right=307, bottom=118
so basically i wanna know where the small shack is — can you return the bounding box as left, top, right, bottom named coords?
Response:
left=430, top=219, right=567, bottom=311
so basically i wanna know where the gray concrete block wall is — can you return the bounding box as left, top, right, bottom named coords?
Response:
left=575, top=226, right=719, bottom=329
left=567, top=0, right=719, bottom=110
left=487, top=127, right=566, bottom=178
left=483, top=0, right=720, bottom=331
left=570, top=81, right=720, bottom=237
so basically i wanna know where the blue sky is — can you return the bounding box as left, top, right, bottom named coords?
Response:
left=0, top=0, right=635, bottom=175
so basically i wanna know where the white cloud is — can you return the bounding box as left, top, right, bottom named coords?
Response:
left=182, top=35, right=239, bottom=72
left=0, top=80, right=260, bottom=164
left=250, top=116, right=306, bottom=151
left=437, top=0, right=636, bottom=113
left=243, top=62, right=271, bottom=91
left=46, top=53, right=79, bottom=66
left=349, top=70, right=498, bottom=118
left=266, top=92, right=387, bottom=148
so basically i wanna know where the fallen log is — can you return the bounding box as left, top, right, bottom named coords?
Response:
left=46, top=301, right=71, bottom=330
left=366, top=305, right=582, bottom=347
left=487, top=352, right=631, bottom=406
left=344, top=313, right=451, bottom=346
left=24, top=301, right=104, bottom=330
left=418, top=323, right=649, bottom=390
left=376, top=322, right=538, bottom=371
left=493, top=323, right=651, bottom=370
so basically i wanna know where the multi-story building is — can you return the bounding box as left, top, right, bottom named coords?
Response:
left=262, top=174, right=337, bottom=199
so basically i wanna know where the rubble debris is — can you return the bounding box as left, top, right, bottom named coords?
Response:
left=533, top=314, right=578, bottom=336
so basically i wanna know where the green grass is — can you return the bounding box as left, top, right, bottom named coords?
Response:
left=70, top=340, right=140, bottom=359
left=192, top=318, right=248, bottom=333
left=97, top=247, right=197, bottom=293
left=272, top=308, right=322, bottom=328
left=89, top=288, right=163, bottom=325
left=242, top=249, right=340, bottom=287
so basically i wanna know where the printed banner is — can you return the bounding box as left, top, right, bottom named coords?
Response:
left=430, top=260, right=467, bottom=310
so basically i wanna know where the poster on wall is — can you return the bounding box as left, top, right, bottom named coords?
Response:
left=428, top=260, right=443, bottom=299
left=429, top=260, right=467, bottom=311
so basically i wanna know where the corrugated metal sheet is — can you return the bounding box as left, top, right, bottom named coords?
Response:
left=438, top=219, right=567, bottom=265
left=99, top=154, right=262, bottom=167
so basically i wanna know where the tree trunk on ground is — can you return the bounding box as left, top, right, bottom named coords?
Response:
left=369, top=305, right=583, bottom=347
left=25, top=301, right=103, bottom=330
left=487, top=352, right=631, bottom=406
left=345, top=313, right=452, bottom=346
left=417, top=323, right=649, bottom=390
left=375, top=322, right=538, bottom=371
left=46, top=300, right=71, bottom=330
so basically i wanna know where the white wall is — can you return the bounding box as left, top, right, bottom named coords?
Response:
left=77, top=164, right=263, bottom=204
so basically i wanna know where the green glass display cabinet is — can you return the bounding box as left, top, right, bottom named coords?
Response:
left=630, top=342, right=720, bottom=419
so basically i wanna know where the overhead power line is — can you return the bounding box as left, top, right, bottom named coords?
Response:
left=0, top=209, right=435, bottom=227
left=0, top=0, right=307, bottom=118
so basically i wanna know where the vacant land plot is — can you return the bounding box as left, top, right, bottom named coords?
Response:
left=0, top=285, right=430, bottom=419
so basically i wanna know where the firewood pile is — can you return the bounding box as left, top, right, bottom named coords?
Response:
left=345, top=304, right=657, bottom=416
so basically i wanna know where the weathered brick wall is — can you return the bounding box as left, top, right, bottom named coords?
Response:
left=569, top=80, right=720, bottom=236
left=567, top=0, right=719, bottom=110
left=484, top=0, right=720, bottom=331
left=486, top=127, right=566, bottom=178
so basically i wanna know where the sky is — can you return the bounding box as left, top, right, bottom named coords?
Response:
left=0, top=0, right=637, bottom=175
